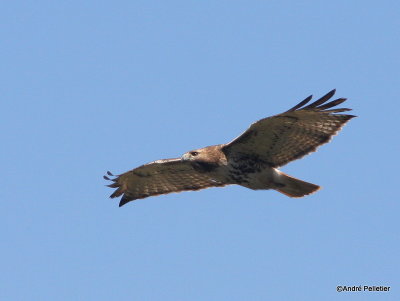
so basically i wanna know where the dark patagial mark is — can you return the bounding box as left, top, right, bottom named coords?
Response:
left=191, top=161, right=219, bottom=173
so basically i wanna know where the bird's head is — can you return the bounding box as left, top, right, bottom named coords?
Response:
left=181, top=145, right=226, bottom=165
left=181, top=148, right=205, bottom=161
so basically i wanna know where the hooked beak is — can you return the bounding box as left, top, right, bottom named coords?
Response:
left=181, top=153, right=191, bottom=161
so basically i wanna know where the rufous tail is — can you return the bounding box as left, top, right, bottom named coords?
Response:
left=275, top=171, right=320, bottom=197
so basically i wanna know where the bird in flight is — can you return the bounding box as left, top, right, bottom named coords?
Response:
left=104, top=89, right=355, bottom=207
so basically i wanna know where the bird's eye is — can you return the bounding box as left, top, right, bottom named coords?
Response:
left=190, top=151, right=199, bottom=156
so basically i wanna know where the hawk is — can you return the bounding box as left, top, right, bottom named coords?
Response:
left=104, top=89, right=355, bottom=207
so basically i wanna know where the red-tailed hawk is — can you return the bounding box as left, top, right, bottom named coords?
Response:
left=104, top=89, right=355, bottom=207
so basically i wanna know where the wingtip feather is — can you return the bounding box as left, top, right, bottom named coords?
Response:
left=286, top=94, right=313, bottom=112
left=119, top=197, right=131, bottom=207
left=286, top=89, right=353, bottom=114
left=302, top=89, right=336, bottom=110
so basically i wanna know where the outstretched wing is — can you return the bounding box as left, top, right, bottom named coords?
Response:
left=222, top=89, right=356, bottom=168
left=104, top=158, right=227, bottom=206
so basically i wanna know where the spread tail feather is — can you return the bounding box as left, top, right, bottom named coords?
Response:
left=275, top=171, right=320, bottom=197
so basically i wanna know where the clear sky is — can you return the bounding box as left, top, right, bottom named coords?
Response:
left=1, top=1, right=399, bottom=300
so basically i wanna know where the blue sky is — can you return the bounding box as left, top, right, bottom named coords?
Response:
left=1, top=1, right=399, bottom=300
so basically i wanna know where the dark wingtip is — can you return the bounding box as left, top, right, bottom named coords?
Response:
left=326, top=89, right=336, bottom=98
left=286, top=94, right=313, bottom=112
left=104, top=171, right=116, bottom=180
left=119, top=197, right=130, bottom=207
left=302, top=89, right=336, bottom=110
